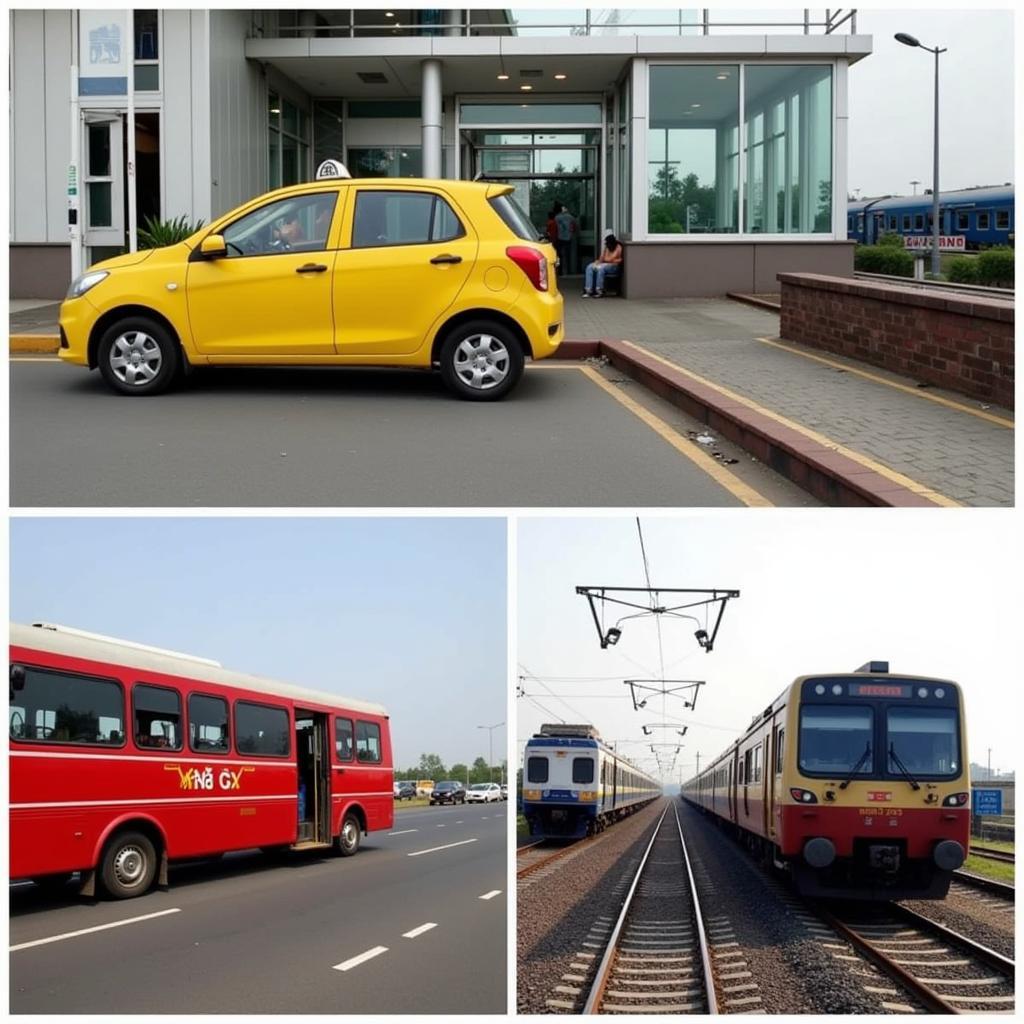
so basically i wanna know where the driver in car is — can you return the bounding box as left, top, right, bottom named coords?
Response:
left=272, top=213, right=306, bottom=248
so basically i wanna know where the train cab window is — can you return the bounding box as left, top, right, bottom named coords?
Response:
left=886, top=707, right=959, bottom=777
left=527, top=756, right=548, bottom=783
left=799, top=706, right=873, bottom=775
left=977, top=212, right=990, bottom=231
left=133, top=683, right=182, bottom=750
left=189, top=693, right=229, bottom=752
left=902, top=214, right=911, bottom=231
left=913, top=214, right=924, bottom=231
left=335, top=717, right=354, bottom=761
left=9, top=665, right=124, bottom=745
left=355, top=720, right=381, bottom=763
left=888, top=215, right=897, bottom=230
left=235, top=701, right=290, bottom=756
left=572, top=757, right=594, bottom=784
left=995, top=210, right=1009, bottom=230
left=776, top=729, right=785, bottom=773
left=956, top=211, right=970, bottom=231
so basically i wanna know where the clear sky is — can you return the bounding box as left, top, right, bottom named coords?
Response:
left=10, top=517, right=507, bottom=773
left=518, top=514, right=1017, bottom=787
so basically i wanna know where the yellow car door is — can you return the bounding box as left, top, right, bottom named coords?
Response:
left=186, top=189, right=344, bottom=358
left=332, top=185, right=477, bottom=358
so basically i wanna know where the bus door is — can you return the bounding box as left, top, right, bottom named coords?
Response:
left=295, top=711, right=331, bottom=845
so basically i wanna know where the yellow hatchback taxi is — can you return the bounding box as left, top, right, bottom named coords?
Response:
left=59, top=175, right=564, bottom=401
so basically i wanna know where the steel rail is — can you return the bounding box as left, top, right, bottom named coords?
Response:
left=517, top=838, right=587, bottom=879
left=969, top=846, right=1015, bottom=864
left=853, top=271, right=1014, bottom=298
left=889, top=903, right=1015, bottom=978
left=953, top=869, right=1015, bottom=899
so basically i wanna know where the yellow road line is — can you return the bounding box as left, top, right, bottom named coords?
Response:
left=618, top=340, right=961, bottom=508
left=576, top=364, right=773, bottom=507
left=755, top=336, right=1014, bottom=429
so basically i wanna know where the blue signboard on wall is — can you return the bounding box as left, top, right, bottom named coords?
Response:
left=971, top=789, right=1003, bottom=815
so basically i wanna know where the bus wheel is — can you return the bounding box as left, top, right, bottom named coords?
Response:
left=101, top=831, right=157, bottom=899
left=335, top=814, right=361, bottom=857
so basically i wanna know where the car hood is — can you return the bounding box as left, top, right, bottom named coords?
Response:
left=87, top=249, right=159, bottom=271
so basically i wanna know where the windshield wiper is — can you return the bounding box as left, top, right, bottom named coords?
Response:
left=888, top=743, right=921, bottom=790
left=839, top=742, right=872, bottom=789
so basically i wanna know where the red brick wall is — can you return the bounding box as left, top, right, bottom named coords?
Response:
left=777, top=273, right=1014, bottom=409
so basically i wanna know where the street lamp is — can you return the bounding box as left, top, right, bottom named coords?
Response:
left=895, top=31, right=947, bottom=278
left=910, top=179, right=921, bottom=196
left=477, top=721, right=505, bottom=783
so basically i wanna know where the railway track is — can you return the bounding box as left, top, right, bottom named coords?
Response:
left=517, top=838, right=586, bottom=879
left=970, top=846, right=1015, bottom=865
left=952, top=870, right=1015, bottom=902
left=817, top=901, right=1016, bottom=1013
left=582, top=802, right=717, bottom=1014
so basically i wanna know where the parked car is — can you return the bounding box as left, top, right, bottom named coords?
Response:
left=429, top=780, right=467, bottom=805
left=59, top=176, right=564, bottom=401
left=500, top=784, right=508, bottom=801
left=466, top=782, right=502, bottom=803
left=393, top=782, right=417, bottom=801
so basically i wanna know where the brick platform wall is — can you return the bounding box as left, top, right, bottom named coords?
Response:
left=778, top=273, right=1014, bottom=409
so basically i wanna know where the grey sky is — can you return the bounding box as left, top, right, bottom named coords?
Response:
left=848, top=9, right=1014, bottom=197
left=10, top=517, right=507, bottom=773
left=518, top=515, right=1016, bottom=785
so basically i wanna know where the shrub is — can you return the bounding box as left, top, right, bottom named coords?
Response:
left=137, top=214, right=206, bottom=250
left=976, top=246, right=1014, bottom=288
left=876, top=232, right=906, bottom=249
left=946, top=256, right=979, bottom=284
left=854, top=244, right=914, bottom=277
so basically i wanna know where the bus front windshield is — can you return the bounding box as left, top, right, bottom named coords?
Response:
left=886, top=707, right=959, bottom=777
left=799, top=706, right=873, bottom=775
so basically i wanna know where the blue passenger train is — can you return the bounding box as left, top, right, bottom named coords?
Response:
left=522, top=724, right=661, bottom=839
left=847, top=185, right=1013, bottom=250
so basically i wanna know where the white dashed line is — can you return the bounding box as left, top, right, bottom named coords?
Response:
left=479, top=890, right=503, bottom=901
left=332, top=946, right=389, bottom=971
left=10, top=908, right=182, bottom=952
left=407, top=838, right=478, bottom=857
left=388, top=829, right=418, bottom=836
left=436, top=824, right=446, bottom=828
left=402, top=922, right=438, bottom=939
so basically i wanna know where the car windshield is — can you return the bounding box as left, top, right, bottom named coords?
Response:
left=436, top=782, right=455, bottom=790
left=470, top=784, right=488, bottom=790
left=886, top=707, right=959, bottom=776
left=799, top=705, right=874, bottom=775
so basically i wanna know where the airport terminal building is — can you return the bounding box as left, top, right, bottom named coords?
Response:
left=10, top=8, right=871, bottom=298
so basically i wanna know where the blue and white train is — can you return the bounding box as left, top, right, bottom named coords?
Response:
left=522, top=724, right=662, bottom=839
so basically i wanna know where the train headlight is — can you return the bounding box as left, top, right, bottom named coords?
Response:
left=917, top=687, right=928, bottom=698
left=831, top=684, right=843, bottom=695
left=814, top=684, right=825, bottom=695
left=524, top=789, right=541, bottom=801
left=942, top=792, right=969, bottom=807
left=934, top=688, right=945, bottom=698
left=789, top=787, right=818, bottom=804
left=579, top=791, right=596, bottom=802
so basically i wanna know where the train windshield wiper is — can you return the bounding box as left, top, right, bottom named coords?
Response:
left=838, top=742, right=871, bottom=789
left=888, top=743, right=921, bottom=790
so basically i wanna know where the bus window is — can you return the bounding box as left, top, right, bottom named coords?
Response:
left=9, top=666, right=124, bottom=745
left=133, top=683, right=182, bottom=750
left=355, top=720, right=382, bottom=763
left=235, top=701, right=290, bottom=756
left=188, top=693, right=229, bottom=752
left=335, top=717, right=354, bottom=761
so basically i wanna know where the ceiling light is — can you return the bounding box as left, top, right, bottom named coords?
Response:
left=497, top=72, right=509, bottom=80
left=385, top=11, right=394, bottom=16
left=520, top=84, right=532, bottom=91
left=716, top=72, right=729, bottom=80
left=554, top=73, right=567, bottom=80
left=691, top=103, right=701, bottom=108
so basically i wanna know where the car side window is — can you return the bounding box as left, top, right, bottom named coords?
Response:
left=221, top=192, right=338, bottom=258
left=352, top=190, right=465, bottom=249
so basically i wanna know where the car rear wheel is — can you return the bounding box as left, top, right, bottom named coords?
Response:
left=97, top=316, right=180, bottom=396
left=438, top=320, right=524, bottom=401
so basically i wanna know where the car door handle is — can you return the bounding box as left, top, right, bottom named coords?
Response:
left=430, top=254, right=462, bottom=265
left=296, top=263, right=328, bottom=274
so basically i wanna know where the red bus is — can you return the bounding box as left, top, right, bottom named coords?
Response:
left=9, top=622, right=394, bottom=899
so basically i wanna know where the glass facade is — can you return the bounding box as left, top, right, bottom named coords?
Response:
left=649, top=63, right=832, bottom=236
left=348, top=146, right=422, bottom=178
left=268, top=91, right=310, bottom=187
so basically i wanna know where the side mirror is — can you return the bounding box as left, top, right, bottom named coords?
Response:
left=10, top=664, right=26, bottom=692
left=200, top=233, right=228, bottom=258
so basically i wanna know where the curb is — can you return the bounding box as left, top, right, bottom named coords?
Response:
left=11, top=334, right=60, bottom=353
left=726, top=292, right=782, bottom=312
left=564, top=337, right=944, bottom=508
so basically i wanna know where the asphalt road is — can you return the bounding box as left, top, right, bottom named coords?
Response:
left=10, top=358, right=771, bottom=507
left=9, top=802, right=507, bottom=1014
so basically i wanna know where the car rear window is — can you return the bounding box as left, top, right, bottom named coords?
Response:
left=489, top=193, right=540, bottom=242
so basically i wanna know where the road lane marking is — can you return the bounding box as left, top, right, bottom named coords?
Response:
left=388, top=829, right=418, bottom=836
left=755, top=336, right=1014, bottom=428
left=332, top=946, right=389, bottom=971
left=479, top=890, right=503, bottom=901
left=10, top=908, right=181, bottom=951
left=619, top=340, right=959, bottom=507
left=578, top=364, right=773, bottom=507
left=455, top=820, right=464, bottom=824
left=402, top=923, right=438, bottom=939
left=407, top=838, right=478, bottom=858
left=436, top=824, right=446, bottom=828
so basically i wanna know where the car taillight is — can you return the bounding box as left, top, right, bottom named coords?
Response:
left=790, top=788, right=818, bottom=804
left=506, top=246, right=548, bottom=291
left=943, top=792, right=970, bottom=807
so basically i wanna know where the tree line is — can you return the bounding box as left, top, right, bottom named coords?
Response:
left=393, top=752, right=508, bottom=785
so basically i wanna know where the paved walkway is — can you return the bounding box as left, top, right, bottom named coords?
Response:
left=10, top=301, right=61, bottom=334
left=563, top=293, right=1013, bottom=507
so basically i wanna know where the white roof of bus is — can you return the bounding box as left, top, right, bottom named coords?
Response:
left=10, top=623, right=388, bottom=717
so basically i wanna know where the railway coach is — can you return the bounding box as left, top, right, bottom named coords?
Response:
left=9, top=622, right=393, bottom=899
left=682, top=662, right=969, bottom=899
left=522, top=724, right=661, bottom=839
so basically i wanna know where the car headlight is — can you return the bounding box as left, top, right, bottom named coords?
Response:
left=66, top=270, right=109, bottom=299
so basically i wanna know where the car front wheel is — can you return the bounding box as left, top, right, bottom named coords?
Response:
left=438, top=320, right=525, bottom=401
left=97, top=316, right=181, bottom=396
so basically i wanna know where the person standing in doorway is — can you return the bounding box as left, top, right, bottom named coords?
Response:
left=554, top=204, right=576, bottom=275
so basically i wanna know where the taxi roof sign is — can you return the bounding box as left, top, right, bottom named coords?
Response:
left=316, top=159, right=351, bottom=180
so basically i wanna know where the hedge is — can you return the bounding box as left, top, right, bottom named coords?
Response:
left=854, top=244, right=914, bottom=277
left=976, top=247, right=1014, bottom=288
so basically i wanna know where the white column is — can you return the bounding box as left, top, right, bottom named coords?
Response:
left=125, top=9, right=137, bottom=252
left=421, top=58, right=443, bottom=179
left=629, top=58, right=648, bottom=240
left=444, top=9, right=463, bottom=36
left=832, top=60, right=848, bottom=240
